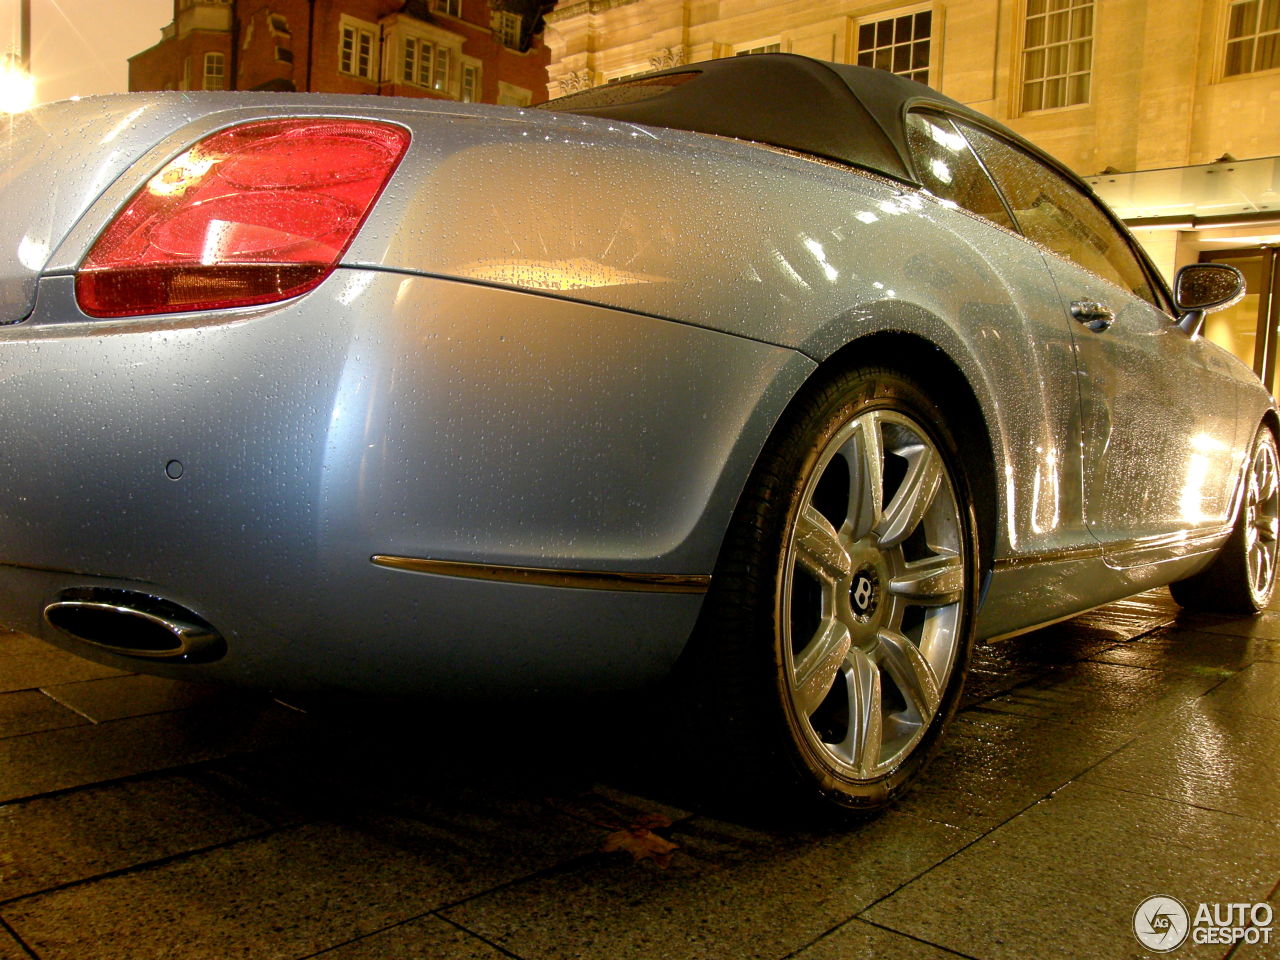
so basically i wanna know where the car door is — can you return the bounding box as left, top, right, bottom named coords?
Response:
left=956, top=120, right=1245, bottom=561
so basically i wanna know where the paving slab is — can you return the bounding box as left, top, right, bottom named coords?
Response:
left=442, top=809, right=973, bottom=960
left=0, top=633, right=128, bottom=693
left=895, top=660, right=1219, bottom=834
left=0, top=925, right=28, bottom=960
left=3, top=813, right=593, bottom=960
left=1087, top=626, right=1279, bottom=676
left=863, top=780, right=1280, bottom=960
left=1080, top=703, right=1280, bottom=824
left=1186, top=610, right=1280, bottom=642
left=0, top=689, right=86, bottom=739
left=789, top=918, right=969, bottom=959
left=312, top=916, right=512, bottom=960
left=0, top=699, right=310, bottom=803
left=42, top=674, right=247, bottom=723
left=0, top=775, right=270, bottom=902
left=1198, top=659, right=1280, bottom=722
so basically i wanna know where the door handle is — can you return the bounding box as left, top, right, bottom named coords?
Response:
left=1070, top=300, right=1115, bottom=332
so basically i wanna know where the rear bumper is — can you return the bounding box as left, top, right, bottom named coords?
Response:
left=0, top=268, right=810, bottom=693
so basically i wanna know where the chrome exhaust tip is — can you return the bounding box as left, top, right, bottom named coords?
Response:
left=44, top=589, right=225, bottom=661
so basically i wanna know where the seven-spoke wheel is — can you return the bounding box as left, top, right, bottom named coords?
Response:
left=681, top=366, right=977, bottom=814
left=783, top=407, right=966, bottom=783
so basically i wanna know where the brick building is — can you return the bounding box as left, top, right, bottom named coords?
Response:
left=129, top=0, right=550, bottom=106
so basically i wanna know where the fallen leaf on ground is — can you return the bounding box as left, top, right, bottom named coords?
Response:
left=601, top=814, right=680, bottom=868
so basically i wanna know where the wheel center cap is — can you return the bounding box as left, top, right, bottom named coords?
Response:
left=850, top=567, right=880, bottom=622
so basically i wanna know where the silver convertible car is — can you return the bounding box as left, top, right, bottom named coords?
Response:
left=0, top=54, right=1274, bottom=813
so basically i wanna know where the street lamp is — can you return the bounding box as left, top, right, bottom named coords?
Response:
left=0, top=54, right=34, bottom=113
left=2, top=0, right=34, bottom=113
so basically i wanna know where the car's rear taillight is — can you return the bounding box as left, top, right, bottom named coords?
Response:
left=76, top=118, right=410, bottom=318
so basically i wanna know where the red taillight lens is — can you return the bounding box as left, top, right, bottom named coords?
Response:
left=76, top=118, right=410, bottom=318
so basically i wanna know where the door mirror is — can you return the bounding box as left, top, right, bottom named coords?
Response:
left=1174, top=263, right=1246, bottom=334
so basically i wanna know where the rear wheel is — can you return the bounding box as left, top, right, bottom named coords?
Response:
left=680, top=367, right=978, bottom=814
left=1170, top=425, right=1279, bottom=614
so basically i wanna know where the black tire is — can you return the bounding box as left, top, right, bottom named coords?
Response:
left=1170, top=425, right=1280, bottom=615
left=676, top=366, right=978, bottom=816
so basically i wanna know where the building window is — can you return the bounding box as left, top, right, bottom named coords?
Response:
left=461, top=63, right=480, bottom=101
left=182, top=55, right=192, bottom=91
left=434, top=0, right=462, bottom=17
left=203, top=52, right=226, bottom=89
left=1225, top=0, right=1280, bottom=76
left=856, top=9, right=931, bottom=84
left=493, top=11, right=522, bottom=48
left=735, top=42, right=781, bottom=56
left=268, top=14, right=290, bottom=36
left=340, top=18, right=378, bottom=80
left=1021, top=0, right=1094, bottom=111
left=403, top=36, right=452, bottom=92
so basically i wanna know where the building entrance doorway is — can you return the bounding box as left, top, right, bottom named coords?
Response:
left=1200, top=247, right=1280, bottom=398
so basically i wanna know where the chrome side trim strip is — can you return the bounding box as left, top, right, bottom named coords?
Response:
left=991, top=525, right=1232, bottom=572
left=370, top=555, right=711, bottom=594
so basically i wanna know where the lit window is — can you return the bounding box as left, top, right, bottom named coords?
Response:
left=462, top=64, right=480, bottom=102
left=735, top=43, right=781, bottom=56
left=856, top=10, right=932, bottom=84
left=403, top=36, right=454, bottom=93
left=434, top=0, right=462, bottom=17
left=340, top=19, right=378, bottom=80
left=1225, top=0, right=1280, bottom=76
left=203, top=52, right=226, bottom=90
left=1021, top=0, right=1093, bottom=111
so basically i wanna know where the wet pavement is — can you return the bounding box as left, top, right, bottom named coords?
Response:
left=2, top=589, right=1278, bottom=960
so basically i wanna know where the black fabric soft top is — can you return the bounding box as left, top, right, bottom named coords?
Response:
left=538, top=53, right=993, bottom=187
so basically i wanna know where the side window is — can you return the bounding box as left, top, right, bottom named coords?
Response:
left=903, top=111, right=1015, bottom=230
left=956, top=120, right=1160, bottom=308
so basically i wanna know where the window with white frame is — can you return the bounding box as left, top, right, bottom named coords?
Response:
left=856, top=9, right=932, bottom=84
left=339, top=16, right=378, bottom=80
left=402, top=35, right=452, bottom=91
left=734, top=42, right=781, bottom=56
left=1224, top=0, right=1280, bottom=76
left=434, top=0, right=462, bottom=17
left=461, top=63, right=480, bottom=101
left=1021, top=0, right=1094, bottom=111
left=203, top=51, right=226, bottom=89
left=493, top=11, right=522, bottom=48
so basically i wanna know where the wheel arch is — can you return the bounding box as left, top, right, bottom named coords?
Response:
left=800, top=330, right=1000, bottom=581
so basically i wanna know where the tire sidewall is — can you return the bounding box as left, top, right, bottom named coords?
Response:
left=765, top=367, right=980, bottom=811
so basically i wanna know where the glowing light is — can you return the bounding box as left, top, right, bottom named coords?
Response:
left=148, top=149, right=222, bottom=198
left=456, top=257, right=668, bottom=291
left=0, top=61, right=36, bottom=114
left=17, top=234, right=49, bottom=270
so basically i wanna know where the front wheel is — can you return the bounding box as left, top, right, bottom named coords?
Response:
left=1170, top=424, right=1280, bottom=614
left=679, top=367, right=978, bottom=815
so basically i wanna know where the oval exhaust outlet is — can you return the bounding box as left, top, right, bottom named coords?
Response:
left=44, top=591, right=224, bottom=661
